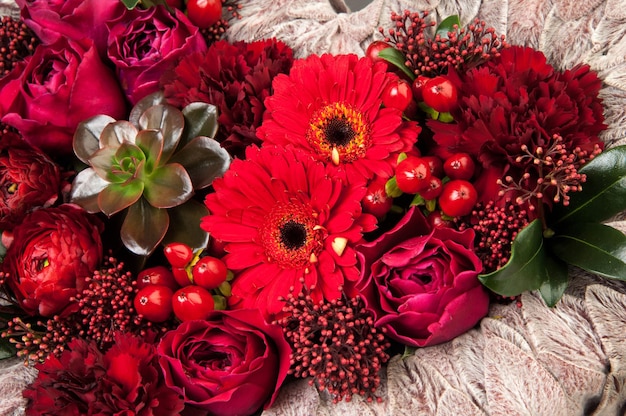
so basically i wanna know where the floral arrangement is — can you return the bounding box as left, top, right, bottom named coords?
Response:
left=0, top=1, right=625, bottom=415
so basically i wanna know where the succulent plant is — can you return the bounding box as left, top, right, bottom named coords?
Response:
left=70, top=92, right=231, bottom=256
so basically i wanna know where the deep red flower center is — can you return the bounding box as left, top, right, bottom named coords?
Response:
left=306, top=102, right=371, bottom=166
left=259, top=202, right=324, bottom=269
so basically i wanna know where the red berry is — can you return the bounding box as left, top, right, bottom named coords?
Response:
left=172, top=267, right=193, bottom=287
left=395, top=156, right=431, bottom=194
left=365, top=40, right=391, bottom=64
left=362, top=180, right=393, bottom=218
left=420, top=176, right=443, bottom=200
left=134, top=285, right=174, bottom=323
left=427, top=211, right=452, bottom=228
left=172, top=286, right=215, bottom=322
left=438, top=180, right=478, bottom=217
left=382, top=79, right=413, bottom=112
left=411, top=75, right=430, bottom=102
left=186, top=0, right=222, bottom=29
left=422, top=155, right=444, bottom=178
left=137, top=266, right=178, bottom=291
left=443, top=153, right=475, bottom=180
left=163, top=242, right=193, bottom=268
left=192, top=256, right=228, bottom=290
left=422, top=76, right=458, bottom=113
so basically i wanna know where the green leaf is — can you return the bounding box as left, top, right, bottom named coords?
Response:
left=99, top=121, right=139, bottom=149
left=130, top=92, right=166, bottom=126
left=410, top=193, right=426, bottom=207
left=435, top=15, right=461, bottom=39
left=417, top=101, right=439, bottom=120
left=385, top=176, right=403, bottom=198
left=120, top=0, right=140, bottom=10
left=182, top=102, right=219, bottom=144
left=377, top=48, right=415, bottom=80
left=163, top=200, right=210, bottom=251
left=0, top=338, right=16, bottom=360
left=538, top=255, right=569, bottom=307
left=143, top=163, right=193, bottom=208
left=168, top=136, right=231, bottom=189
left=98, top=180, right=144, bottom=216
left=549, top=222, right=626, bottom=280
left=73, top=115, right=116, bottom=163
left=121, top=198, right=169, bottom=256
left=138, top=105, right=184, bottom=163
left=553, top=145, right=626, bottom=226
left=135, top=129, right=164, bottom=173
left=479, top=219, right=546, bottom=296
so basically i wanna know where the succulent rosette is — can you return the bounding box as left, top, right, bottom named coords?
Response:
left=157, top=309, right=291, bottom=415
left=0, top=38, right=127, bottom=156
left=2, top=203, right=104, bottom=317
left=202, top=145, right=377, bottom=318
left=107, top=5, right=207, bottom=104
left=70, top=92, right=231, bottom=256
left=257, top=53, right=421, bottom=183
left=356, top=206, right=489, bottom=347
left=0, top=132, right=62, bottom=231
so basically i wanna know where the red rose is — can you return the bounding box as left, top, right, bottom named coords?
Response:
left=2, top=204, right=104, bottom=317
left=356, top=207, right=489, bottom=347
left=0, top=132, right=61, bottom=231
left=107, top=5, right=207, bottom=104
left=157, top=309, right=291, bottom=415
left=0, top=39, right=127, bottom=156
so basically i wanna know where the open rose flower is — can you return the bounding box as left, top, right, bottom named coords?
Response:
left=157, top=309, right=291, bottom=415
left=2, top=203, right=104, bottom=317
left=0, top=39, right=127, bottom=156
left=0, top=132, right=61, bottom=231
left=107, top=5, right=207, bottom=104
left=356, top=207, right=489, bottom=347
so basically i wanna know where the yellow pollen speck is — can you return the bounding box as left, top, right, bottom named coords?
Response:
left=313, top=225, right=326, bottom=231
left=304, top=267, right=310, bottom=274
left=331, top=237, right=348, bottom=256
left=8, top=183, right=17, bottom=193
left=331, top=147, right=340, bottom=165
left=309, top=252, right=318, bottom=263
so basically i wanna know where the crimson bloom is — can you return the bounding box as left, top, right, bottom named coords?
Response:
left=162, top=39, right=294, bottom=159
left=202, top=145, right=376, bottom=318
left=257, top=53, right=420, bottom=182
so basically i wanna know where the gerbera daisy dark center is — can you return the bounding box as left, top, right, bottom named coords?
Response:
left=306, top=102, right=371, bottom=166
left=260, top=202, right=324, bottom=269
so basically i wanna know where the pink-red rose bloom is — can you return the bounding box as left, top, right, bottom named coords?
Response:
left=356, top=207, right=489, bottom=347
left=2, top=203, right=104, bottom=317
left=107, top=5, right=207, bottom=104
left=157, top=309, right=291, bottom=416
left=0, top=39, right=127, bottom=156
left=16, top=0, right=125, bottom=57
left=0, top=132, right=61, bottom=231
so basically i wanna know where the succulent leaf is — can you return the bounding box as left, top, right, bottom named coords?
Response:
left=130, top=92, right=166, bottom=126
left=69, top=169, right=109, bottom=213
left=163, top=199, right=210, bottom=251
left=138, top=104, right=184, bottom=162
left=100, top=121, right=139, bottom=148
left=98, top=180, right=145, bottom=216
left=143, top=163, right=193, bottom=208
left=73, top=114, right=116, bottom=163
left=169, top=136, right=231, bottom=189
left=121, top=198, right=169, bottom=256
left=181, top=102, right=219, bottom=144
left=135, top=129, right=164, bottom=173
left=89, top=146, right=120, bottom=181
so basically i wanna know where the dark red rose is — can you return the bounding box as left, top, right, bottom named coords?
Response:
left=356, top=207, right=489, bottom=347
left=107, top=5, right=207, bottom=104
left=24, top=331, right=183, bottom=415
left=15, top=0, right=125, bottom=57
left=2, top=203, right=104, bottom=317
left=162, top=39, right=294, bottom=158
left=0, top=132, right=61, bottom=230
left=157, top=309, right=291, bottom=415
left=0, top=38, right=127, bottom=156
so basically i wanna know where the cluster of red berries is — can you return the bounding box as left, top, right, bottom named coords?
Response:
left=133, top=242, right=232, bottom=323
left=0, top=16, right=39, bottom=78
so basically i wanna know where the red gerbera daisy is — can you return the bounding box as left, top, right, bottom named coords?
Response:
left=256, top=53, right=421, bottom=183
left=201, top=145, right=377, bottom=318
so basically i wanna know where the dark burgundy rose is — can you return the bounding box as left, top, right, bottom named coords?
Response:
left=16, top=0, right=125, bottom=57
left=0, top=132, right=61, bottom=230
left=0, top=38, right=127, bottom=156
left=2, top=203, right=103, bottom=317
left=356, top=207, right=489, bottom=347
left=107, top=5, right=207, bottom=104
left=24, top=331, right=183, bottom=415
left=157, top=309, right=291, bottom=415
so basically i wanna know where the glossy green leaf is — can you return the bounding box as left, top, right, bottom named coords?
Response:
left=553, top=145, right=626, bottom=226
left=168, top=136, right=231, bottom=189
left=377, top=48, right=415, bottom=80
left=135, top=129, right=164, bottom=173
left=182, top=102, right=219, bottom=144
left=138, top=105, right=184, bottom=162
left=88, top=146, right=118, bottom=181
left=110, top=143, right=146, bottom=183
left=69, top=169, right=109, bottom=213
left=549, top=222, right=626, bottom=280
left=163, top=200, right=210, bottom=251
left=73, top=115, right=116, bottom=163
left=121, top=198, right=169, bottom=256
left=99, top=121, right=138, bottom=148
left=130, top=92, right=166, bottom=127
left=98, top=180, right=144, bottom=216
left=385, top=176, right=403, bottom=198
left=538, top=255, right=569, bottom=307
left=435, top=15, right=461, bottom=39
left=479, top=219, right=546, bottom=296
left=143, top=163, right=193, bottom=208
left=120, top=0, right=140, bottom=9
